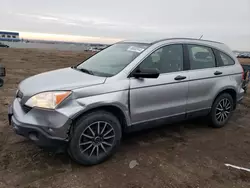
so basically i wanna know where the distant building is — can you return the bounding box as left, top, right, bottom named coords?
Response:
left=0, top=31, right=20, bottom=42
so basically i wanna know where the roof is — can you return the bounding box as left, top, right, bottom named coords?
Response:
left=121, top=37, right=236, bottom=59
left=0, top=31, right=19, bottom=35
left=122, top=37, right=223, bottom=45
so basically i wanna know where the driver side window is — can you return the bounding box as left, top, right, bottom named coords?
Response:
left=139, top=44, right=184, bottom=74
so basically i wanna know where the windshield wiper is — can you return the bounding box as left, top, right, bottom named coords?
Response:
left=71, top=66, right=95, bottom=75
left=77, top=68, right=94, bottom=75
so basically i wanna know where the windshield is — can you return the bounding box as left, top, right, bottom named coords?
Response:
left=76, top=43, right=149, bottom=77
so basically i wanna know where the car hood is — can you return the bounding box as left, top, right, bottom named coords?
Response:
left=19, top=67, right=106, bottom=97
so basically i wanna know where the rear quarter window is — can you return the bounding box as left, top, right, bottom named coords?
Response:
left=215, top=50, right=235, bottom=66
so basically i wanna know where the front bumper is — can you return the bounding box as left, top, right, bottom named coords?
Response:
left=8, top=99, right=72, bottom=150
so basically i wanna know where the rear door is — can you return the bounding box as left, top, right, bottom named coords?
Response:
left=185, top=44, right=232, bottom=115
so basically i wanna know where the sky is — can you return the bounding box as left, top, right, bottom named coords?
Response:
left=1, top=0, right=250, bottom=50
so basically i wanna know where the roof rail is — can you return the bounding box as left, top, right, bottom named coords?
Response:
left=153, top=38, right=223, bottom=44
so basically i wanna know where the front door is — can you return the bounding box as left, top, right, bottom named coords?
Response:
left=129, top=44, right=189, bottom=125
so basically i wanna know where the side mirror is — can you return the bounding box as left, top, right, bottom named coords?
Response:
left=132, top=68, right=160, bottom=79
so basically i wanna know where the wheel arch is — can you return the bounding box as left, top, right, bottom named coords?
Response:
left=71, top=104, right=129, bottom=133
left=212, top=88, right=237, bottom=109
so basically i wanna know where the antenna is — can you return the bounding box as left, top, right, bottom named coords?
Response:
left=199, top=35, right=203, bottom=39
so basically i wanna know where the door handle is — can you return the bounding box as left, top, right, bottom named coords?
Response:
left=214, top=71, right=222, bottom=75
left=174, top=75, right=187, bottom=80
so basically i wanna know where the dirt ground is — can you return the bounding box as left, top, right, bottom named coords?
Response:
left=1, top=48, right=250, bottom=188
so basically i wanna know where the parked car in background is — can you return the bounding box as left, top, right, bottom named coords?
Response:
left=242, top=64, right=250, bottom=93
left=242, top=64, right=250, bottom=73
left=0, top=64, right=6, bottom=87
left=238, top=52, right=250, bottom=58
left=0, top=42, right=9, bottom=48
left=8, top=38, right=244, bottom=165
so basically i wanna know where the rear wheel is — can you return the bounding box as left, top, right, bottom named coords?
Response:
left=210, top=93, right=234, bottom=128
left=68, top=111, right=122, bottom=165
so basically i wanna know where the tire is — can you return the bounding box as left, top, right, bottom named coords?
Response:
left=68, top=111, right=122, bottom=166
left=209, top=93, right=234, bottom=128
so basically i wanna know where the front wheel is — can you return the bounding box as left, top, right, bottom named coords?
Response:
left=68, top=111, right=122, bottom=165
left=210, top=93, right=234, bottom=128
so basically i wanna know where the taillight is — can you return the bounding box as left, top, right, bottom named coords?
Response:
left=241, top=65, right=244, bottom=80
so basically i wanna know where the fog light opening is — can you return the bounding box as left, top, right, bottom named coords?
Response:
left=29, top=132, right=39, bottom=141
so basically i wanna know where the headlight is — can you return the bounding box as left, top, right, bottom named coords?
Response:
left=25, top=91, right=71, bottom=109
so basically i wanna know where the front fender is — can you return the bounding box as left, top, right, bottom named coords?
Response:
left=56, top=90, right=130, bottom=125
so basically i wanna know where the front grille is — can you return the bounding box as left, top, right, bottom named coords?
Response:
left=16, top=90, right=32, bottom=113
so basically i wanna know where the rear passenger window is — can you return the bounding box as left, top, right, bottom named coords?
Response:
left=217, top=51, right=235, bottom=66
left=187, top=45, right=216, bottom=70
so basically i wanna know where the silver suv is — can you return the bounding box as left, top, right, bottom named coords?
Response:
left=8, top=38, right=244, bottom=165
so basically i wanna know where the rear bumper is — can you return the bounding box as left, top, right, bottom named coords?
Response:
left=237, top=88, right=245, bottom=103
left=242, top=80, right=249, bottom=89
left=8, top=99, right=72, bottom=150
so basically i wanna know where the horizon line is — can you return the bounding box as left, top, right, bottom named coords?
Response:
left=0, top=30, right=123, bottom=44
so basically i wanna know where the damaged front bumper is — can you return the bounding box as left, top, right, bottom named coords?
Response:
left=8, top=99, right=72, bottom=150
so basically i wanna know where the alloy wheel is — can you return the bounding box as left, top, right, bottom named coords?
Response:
left=215, top=98, right=231, bottom=123
left=79, top=121, right=115, bottom=158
